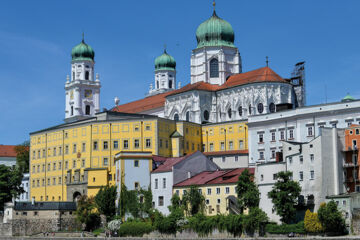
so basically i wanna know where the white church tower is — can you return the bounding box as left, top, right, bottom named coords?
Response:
left=149, top=48, right=176, bottom=96
left=65, top=36, right=101, bottom=123
left=190, top=2, right=242, bottom=85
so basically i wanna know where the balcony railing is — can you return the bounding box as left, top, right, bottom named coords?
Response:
left=343, top=162, right=359, bottom=168
left=344, top=177, right=360, bottom=183
left=343, top=146, right=358, bottom=152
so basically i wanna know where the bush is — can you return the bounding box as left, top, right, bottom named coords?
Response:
left=265, top=221, right=305, bottom=234
left=224, top=214, right=243, bottom=237
left=118, top=221, right=153, bottom=237
left=304, top=209, right=323, bottom=233
left=318, top=201, right=347, bottom=235
left=243, top=207, right=268, bottom=236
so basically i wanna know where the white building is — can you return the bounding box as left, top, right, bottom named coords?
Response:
left=256, top=127, right=346, bottom=223
left=151, top=151, right=218, bottom=215
left=17, top=173, right=30, bottom=202
left=65, top=37, right=101, bottom=123
left=248, top=99, right=360, bottom=164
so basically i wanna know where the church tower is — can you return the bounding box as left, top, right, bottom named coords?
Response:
left=65, top=36, right=101, bottom=123
left=148, top=49, right=176, bottom=95
left=191, top=4, right=242, bottom=85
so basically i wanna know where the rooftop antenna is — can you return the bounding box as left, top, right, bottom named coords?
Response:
left=266, top=56, right=269, bottom=67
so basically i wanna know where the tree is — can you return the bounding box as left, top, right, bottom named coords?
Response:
left=236, top=169, right=260, bottom=213
left=95, top=185, right=117, bottom=221
left=243, top=207, right=269, bottom=236
left=0, top=165, right=23, bottom=210
left=318, top=201, right=346, bottom=235
left=118, top=185, right=153, bottom=219
left=304, top=209, right=323, bottom=233
left=268, top=171, right=301, bottom=224
left=182, top=185, right=205, bottom=216
left=14, top=141, right=29, bottom=174
left=75, top=195, right=100, bottom=231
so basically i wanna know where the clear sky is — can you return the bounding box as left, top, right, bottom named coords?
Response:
left=1, top=0, right=360, bottom=145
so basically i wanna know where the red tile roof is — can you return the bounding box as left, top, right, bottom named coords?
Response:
left=174, top=168, right=254, bottom=187
left=111, top=67, right=287, bottom=114
left=203, top=150, right=248, bottom=156
left=0, top=145, right=17, bottom=157
left=151, top=155, right=188, bottom=173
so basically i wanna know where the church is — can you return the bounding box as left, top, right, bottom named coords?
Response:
left=111, top=7, right=305, bottom=124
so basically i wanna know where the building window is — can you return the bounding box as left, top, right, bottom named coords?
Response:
left=310, top=154, right=314, bottom=162
left=65, top=145, right=69, bottom=154
left=310, top=170, right=315, bottom=180
left=210, top=58, right=219, bottom=78
left=353, top=140, right=357, bottom=148
left=93, top=141, right=98, bottom=150
left=280, top=131, right=285, bottom=140
left=53, top=148, right=56, bottom=156
left=207, top=188, right=211, bottom=195
left=271, top=132, right=276, bottom=141
left=248, top=105, right=252, bottom=115
left=216, top=187, right=220, bottom=194
left=238, top=106, right=242, bottom=116
left=113, top=140, right=118, bottom=149
left=332, top=123, right=337, bottom=128
left=300, top=155, right=303, bottom=164
left=271, top=150, right=276, bottom=159
left=71, top=106, right=74, bottom=116
left=73, top=160, right=76, bottom=168
left=82, top=159, right=85, bottom=168
left=47, top=163, right=50, bottom=171
left=288, top=156, right=293, bottom=164
left=227, top=108, right=232, bottom=119
left=155, top=179, right=158, bottom=189
left=134, top=139, right=140, bottom=148
left=134, top=182, right=139, bottom=189
left=220, top=142, right=225, bottom=150
left=229, top=141, right=233, bottom=150
left=82, top=143, right=86, bottom=152
left=174, top=114, right=179, bottom=121
left=73, top=144, right=77, bottom=153
left=209, top=143, right=214, bottom=151
left=257, top=103, right=264, bottom=113
left=85, top=105, right=90, bottom=115
left=158, top=196, right=164, bottom=206
left=239, top=140, right=244, bottom=149
left=145, top=139, right=151, bottom=148
left=289, top=129, right=294, bottom=139
left=258, top=134, right=264, bottom=143
left=203, top=110, right=210, bottom=121
left=307, top=127, right=313, bottom=136
left=85, top=71, right=89, bottom=80
left=269, top=102, right=276, bottom=113
left=259, top=151, right=264, bottom=160
left=235, top=156, right=238, bottom=162
left=103, top=141, right=108, bottom=150
left=65, top=161, right=68, bottom=169
left=186, top=111, right=190, bottom=122
left=299, top=171, right=303, bottom=181
left=225, top=187, right=230, bottom=194
left=134, top=160, right=139, bottom=167
left=53, top=163, right=56, bottom=170
left=261, top=174, right=264, bottom=181
left=123, top=140, right=129, bottom=149
left=222, top=157, right=225, bottom=162
left=103, top=158, right=108, bottom=166
left=162, top=178, right=166, bottom=188
left=166, top=140, right=169, bottom=149
left=59, top=147, right=62, bottom=155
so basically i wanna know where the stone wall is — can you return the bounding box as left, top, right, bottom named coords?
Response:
left=10, top=217, right=80, bottom=236
left=0, top=223, right=12, bottom=237
left=352, top=208, right=360, bottom=235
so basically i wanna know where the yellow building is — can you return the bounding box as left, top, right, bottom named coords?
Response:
left=173, top=168, right=253, bottom=216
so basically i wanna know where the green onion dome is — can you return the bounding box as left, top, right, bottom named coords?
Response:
left=196, top=10, right=235, bottom=49
left=154, top=49, right=176, bottom=71
left=342, top=93, right=356, bottom=102
left=71, top=39, right=95, bottom=62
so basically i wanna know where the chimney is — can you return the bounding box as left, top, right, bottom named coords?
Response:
left=187, top=172, right=191, bottom=179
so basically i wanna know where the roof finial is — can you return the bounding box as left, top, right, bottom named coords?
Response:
left=212, top=0, right=216, bottom=15
left=82, top=32, right=85, bottom=43
left=266, top=56, right=269, bottom=67
left=164, top=44, right=167, bottom=53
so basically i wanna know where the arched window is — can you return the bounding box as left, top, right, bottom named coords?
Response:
left=210, top=58, right=219, bottom=78
left=238, top=106, right=242, bottom=116
left=258, top=103, right=264, bottom=114
left=174, top=114, right=179, bottom=121
left=248, top=105, right=252, bottom=115
left=169, top=80, right=172, bottom=89
left=156, top=81, right=159, bottom=89
left=71, top=106, right=74, bottom=116
left=72, top=72, right=75, bottom=81
left=227, top=108, right=232, bottom=119
left=85, top=71, right=89, bottom=80
left=203, top=110, right=209, bottom=121
left=269, top=103, right=276, bottom=113
left=186, top=111, right=190, bottom=122
left=85, top=105, right=90, bottom=115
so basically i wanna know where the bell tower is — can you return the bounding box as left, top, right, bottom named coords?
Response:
left=65, top=35, right=101, bottom=123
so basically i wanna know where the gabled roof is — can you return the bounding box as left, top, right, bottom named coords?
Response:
left=111, top=90, right=175, bottom=114
left=111, top=67, right=287, bottom=114
left=0, top=145, right=17, bottom=157
left=174, top=167, right=254, bottom=187
left=152, top=151, right=201, bottom=173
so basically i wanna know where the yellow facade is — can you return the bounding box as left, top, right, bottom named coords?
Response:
left=201, top=121, right=248, bottom=152
left=173, top=183, right=237, bottom=216
left=30, top=111, right=248, bottom=202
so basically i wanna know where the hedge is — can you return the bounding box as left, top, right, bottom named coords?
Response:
left=265, top=221, right=305, bottom=234
left=118, top=221, right=153, bottom=237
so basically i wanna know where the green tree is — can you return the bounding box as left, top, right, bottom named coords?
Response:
left=318, top=201, right=346, bottom=235
left=0, top=165, right=23, bottom=210
left=118, top=185, right=153, bottom=219
left=75, top=195, right=100, bottom=231
left=236, top=169, right=260, bottom=213
left=243, top=207, right=268, bottom=236
left=268, top=171, right=301, bottom=224
left=182, top=185, right=205, bottom=216
left=14, top=141, right=29, bottom=174
left=95, top=185, right=117, bottom=221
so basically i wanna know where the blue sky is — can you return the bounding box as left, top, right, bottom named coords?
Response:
left=1, top=0, right=360, bottom=144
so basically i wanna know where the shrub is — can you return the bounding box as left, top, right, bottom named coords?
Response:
left=243, top=207, right=268, bottom=236
left=304, top=209, right=323, bottom=233
left=265, top=221, right=305, bottom=234
left=118, top=221, right=153, bottom=237
left=318, top=201, right=347, bottom=235
left=224, top=214, right=243, bottom=237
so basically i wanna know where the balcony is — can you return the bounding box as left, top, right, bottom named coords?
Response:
left=344, top=177, right=360, bottom=183
left=343, top=162, right=359, bottom=168
left=343, top=146, right=358, bottom=152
